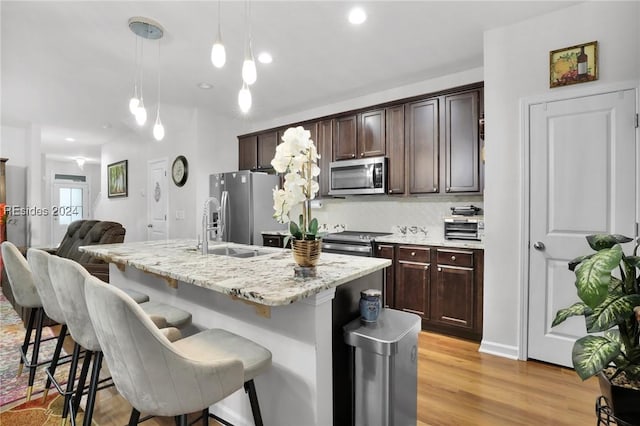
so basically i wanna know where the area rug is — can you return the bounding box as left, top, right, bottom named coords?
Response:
left=0, top=293, right=70, bottom=407
left=0, top=391, right=98, bottom=425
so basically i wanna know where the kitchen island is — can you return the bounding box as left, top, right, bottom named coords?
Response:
left=82, top=239, right=390, bottom=426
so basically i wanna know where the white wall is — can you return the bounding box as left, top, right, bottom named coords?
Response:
left=94, top=104, right=243, bottom=243
left=0, top=125, right=28, bottom=165
left=482, top=1, right=640, bottom=358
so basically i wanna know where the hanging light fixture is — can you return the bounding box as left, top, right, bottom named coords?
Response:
left=238, top=81, right=252, bottom=113
left=128, top=36, right=140, bottom=114
left=128, top=17, right=164, bottom=128
left=241, top=1, right=257, bottom=85
left=210, top=0, right=226, bottom=68
left=153, top=38, right=165, bottom=141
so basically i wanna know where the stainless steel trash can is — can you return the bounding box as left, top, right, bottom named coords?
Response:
left=344, top=308, right=421, bottom=426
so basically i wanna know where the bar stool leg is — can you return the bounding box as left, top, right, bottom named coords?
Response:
left=82, top=351, right=103, bottom=426
left=17, top=307, right=37, bottom=377
left=26, top=308, right=45, bottom=401
left=127, top=408, right=141, bottom=426
left=72, top=350, right=93, bottom=419
left=42, top=324, right=68, bottom=401
left=244, top=380, right=264, bottom=426
left=202, top=408, right=209, bottom=425
left=61, top=343, right=82, bottom=426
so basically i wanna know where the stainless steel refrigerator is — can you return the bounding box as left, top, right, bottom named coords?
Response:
left=209, top=170, right=285, bottom=245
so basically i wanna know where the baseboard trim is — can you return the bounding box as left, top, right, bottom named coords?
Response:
left=478, top=340, right=519, bottom=360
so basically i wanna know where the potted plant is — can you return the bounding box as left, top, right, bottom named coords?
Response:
left=271, top=126, right=323, bottom=268
left=553, top=233, right=640, bottom=423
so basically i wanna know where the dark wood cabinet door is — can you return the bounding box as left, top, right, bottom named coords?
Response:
left=317, top=119, right=333, bottom=197
left=357, top=109, right=385, bottom=158
left=406, top=98, right=439, bottom=194
left=433, top=265, right=475, bottom=330
left=257, top=131, right=278, bottom=170
left=375, top=243, right=395, bottom=308
left=444, top=91, right=480, bottom=193
left=238, top=135, right=258, bottom=170
left=396, top=260, right=430, bottom=320
left=333, top=115, right=358, bottom=161
left=385, top=105, right=405, bottom=195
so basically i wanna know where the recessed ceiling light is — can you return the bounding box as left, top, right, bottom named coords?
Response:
left=258, top=52, right=272, bottom=64
left=348, top=7, right=366, bottom=25
left=64, top=137, right=75, bottom=142
left=102, top=123, right=112, bottom=129
left=197, top=82, right=213, bottom=89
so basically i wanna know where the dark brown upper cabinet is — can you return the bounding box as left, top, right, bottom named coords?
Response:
left=385, top=105, right=405, bottom=195
left=316, top=120, right=333, bottom=197
left=238, top=135, right=258, bottom=170
left=405, top=98, right=439, bottom=194
left=333, top=115, right=358, bottom=161
left=333, top=110, right=386, bottom=162
left=257, top=131, right=278, bottom=170
left=443, top=91, right=480, bottom=193
left=357, top=109, right=386, bottom=158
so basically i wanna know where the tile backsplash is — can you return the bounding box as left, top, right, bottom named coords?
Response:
left=312, top=195, right=484, bottom=239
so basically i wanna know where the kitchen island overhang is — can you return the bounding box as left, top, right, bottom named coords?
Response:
left=81, top=239, right=390, bottom=426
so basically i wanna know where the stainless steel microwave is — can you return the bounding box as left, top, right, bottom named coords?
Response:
left=328, top=156, right=387, bottom=196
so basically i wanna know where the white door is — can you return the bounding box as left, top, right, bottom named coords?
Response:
left=147, top=159, right=168, bottom=240
left=527, top=89, right=637, bottom=366
left=52, top=182, right=89, bottom=244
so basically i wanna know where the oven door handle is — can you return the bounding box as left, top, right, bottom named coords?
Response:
left=322, top=243, right=372, bottom=254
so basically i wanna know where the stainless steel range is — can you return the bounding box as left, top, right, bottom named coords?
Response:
left=322, top=231, right=392, bottom=257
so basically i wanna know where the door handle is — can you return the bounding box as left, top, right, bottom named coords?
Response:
left=533, top=241, right=545, bottom=251
left=147, top=224, right=153, bottom=228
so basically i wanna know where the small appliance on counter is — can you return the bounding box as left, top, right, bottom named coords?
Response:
left=321, top=230, right=392, bottom=257
left=444, top=205, right=484, bottom=241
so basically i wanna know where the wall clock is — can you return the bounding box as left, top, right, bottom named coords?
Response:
left=171, top=155, right=188, bottom=187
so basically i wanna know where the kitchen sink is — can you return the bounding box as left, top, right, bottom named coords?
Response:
left=205, top=246, right=271, bottom=258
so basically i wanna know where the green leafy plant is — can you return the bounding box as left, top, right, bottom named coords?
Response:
left=553, top=234, right=640, bottom=381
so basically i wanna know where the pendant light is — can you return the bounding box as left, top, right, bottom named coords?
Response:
left=153, top=39, right=165, bottom=141
left=210, top=0, right=226, bottom=68
left=241, top=1, right=257, bottom=85
left=238, top=82, right=252, bottom=113
left=128, top=36, right=140, bottom=114
left=128, top=17, right=164, bottom=128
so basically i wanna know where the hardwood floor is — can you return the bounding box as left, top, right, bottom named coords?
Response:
left=39, top=330, right=601, bottom=425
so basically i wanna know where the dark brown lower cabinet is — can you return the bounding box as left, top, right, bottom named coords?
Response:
left=375, top=243, right=395, bottom=308
left=375, top=242, right=483, bottom=341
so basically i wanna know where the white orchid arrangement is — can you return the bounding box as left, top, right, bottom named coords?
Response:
left=271, top=126, right=321, bottom=241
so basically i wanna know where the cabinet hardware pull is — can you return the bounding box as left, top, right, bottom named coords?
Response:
left=446, top=187, right=450, bottom=192
left=411, top=252, right=416, bottom=256
left=451, top=256, right=456, bottom=261
left=361, top=153, right=364, bottom=157
left=389, top=189, right=393, bottom=193
left=438, top=267, right=442, bottom=271
left=433, top=187, right=437, bottom=192
left=351, top=154, right=355, bottom=158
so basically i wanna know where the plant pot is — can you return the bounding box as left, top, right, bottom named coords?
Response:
left=291, top=239, right=322, bottom=268
left=598, top=370, right=640, bottom=424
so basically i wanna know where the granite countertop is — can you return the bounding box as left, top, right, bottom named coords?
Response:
left=80, top=239, right=390, bottom=307
left=375, top=234, right=484, bottom=250
left=260, top=230, right=289, bottom=236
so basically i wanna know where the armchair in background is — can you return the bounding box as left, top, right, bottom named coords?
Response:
left=1, top=220, right=126, bottom=324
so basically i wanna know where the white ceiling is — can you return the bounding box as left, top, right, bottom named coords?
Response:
left=1, top=1, right=578, bottom=162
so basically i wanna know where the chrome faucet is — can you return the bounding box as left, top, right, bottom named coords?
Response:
left=201, top=196, right=222, bottom=254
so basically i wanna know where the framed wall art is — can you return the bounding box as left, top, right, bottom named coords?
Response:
left=550, top=41, right=598, bottom=88
left=107, top=160, right=128, bottom=198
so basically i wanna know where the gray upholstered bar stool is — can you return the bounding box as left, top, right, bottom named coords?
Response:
left=84, top=274, right=273, bottom=426
left=1, top=241, right=54, bottom=401
left=26, top=248, right=74, bottom=402
left=48, top=255, right=188, bottom=426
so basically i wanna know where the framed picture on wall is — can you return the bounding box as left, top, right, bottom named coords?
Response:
left=549, top=41, right=598, bottom=88
left=107, top=160, right=128, bottom=198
